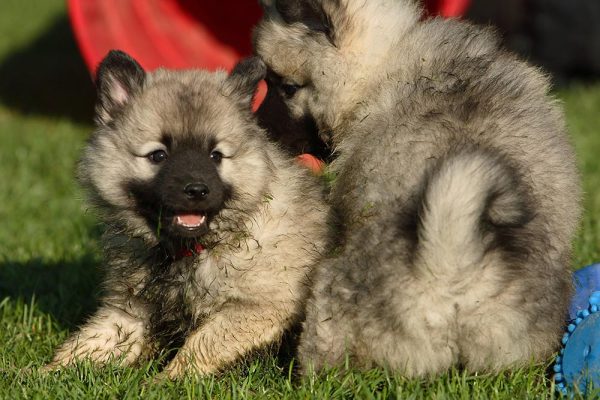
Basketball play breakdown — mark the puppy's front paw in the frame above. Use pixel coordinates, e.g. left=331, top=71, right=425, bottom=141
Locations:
left=161, top=353, right=217, bottom=380
left=39, top=362, right=62, bottom=373
left=40, top=345, right=80, bottom=372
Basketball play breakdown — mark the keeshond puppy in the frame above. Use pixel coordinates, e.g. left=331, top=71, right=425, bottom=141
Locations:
left=44, top=51, right=330, bottom=378
left=255, top=0, right=581, bottom=376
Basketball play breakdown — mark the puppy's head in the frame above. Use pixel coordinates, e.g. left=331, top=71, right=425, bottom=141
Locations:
left=80, top=51, right=271, bottom=248
left=254, top=0, right=421, bottom=144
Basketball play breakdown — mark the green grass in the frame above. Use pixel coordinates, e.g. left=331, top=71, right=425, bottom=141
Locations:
left=1, top=0, right=600, bottom=398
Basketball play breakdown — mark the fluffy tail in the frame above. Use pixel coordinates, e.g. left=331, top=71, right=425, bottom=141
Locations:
left=413, top=149, right=531, bottom=278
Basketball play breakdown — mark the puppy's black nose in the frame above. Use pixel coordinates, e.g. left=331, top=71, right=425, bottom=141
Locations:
left=184, top=183, right=210, bottom=199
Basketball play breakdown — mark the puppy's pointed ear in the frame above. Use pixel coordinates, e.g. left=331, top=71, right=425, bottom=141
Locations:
left=258, top=0, right=281, bottom=18
left=95, top=50, right=146, bottom=125
left=224, top=57, right=266, bottom=108
left=265, top=0, right=330, bottom=36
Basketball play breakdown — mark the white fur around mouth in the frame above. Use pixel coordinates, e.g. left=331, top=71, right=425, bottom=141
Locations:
left=173, top=214, right=207, bottom=229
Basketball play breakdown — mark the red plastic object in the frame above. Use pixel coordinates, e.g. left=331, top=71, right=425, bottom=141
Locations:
left=425, top=0, right=470, bottom=17
left=69, top=0, right=262, bottom=73
left=68, top=0, right=267, bottom=105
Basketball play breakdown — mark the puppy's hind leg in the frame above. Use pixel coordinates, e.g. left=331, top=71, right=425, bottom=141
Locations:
left=296, top=257, right=357, bottom=374
left=458, top=278, right=568, bottom=372
left=297, top=252, right=459, bottom=377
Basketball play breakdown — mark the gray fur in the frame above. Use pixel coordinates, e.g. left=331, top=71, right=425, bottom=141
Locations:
left=44, top=52, right=331, bottom=378
left=255, top=0, right=581, bottom=376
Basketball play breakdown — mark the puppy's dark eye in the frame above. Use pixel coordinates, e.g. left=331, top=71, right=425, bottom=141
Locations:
left=210, top=151, right=223, bottom=163
left=148, top=149, right=168, bottom=164
left=281, top=83, right=300, bottom=98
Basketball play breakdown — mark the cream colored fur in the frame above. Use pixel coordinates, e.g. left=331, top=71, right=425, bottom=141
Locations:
left=44, top=56, right=331, bottom=377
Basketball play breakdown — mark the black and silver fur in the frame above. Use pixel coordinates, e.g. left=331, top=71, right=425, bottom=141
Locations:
left=43, top=51, right=331, bottom=378
left=255, top=0, right=582, bottom=377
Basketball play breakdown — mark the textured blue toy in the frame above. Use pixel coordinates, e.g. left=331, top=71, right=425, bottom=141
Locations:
left=554, top=263, right=600, bottom=395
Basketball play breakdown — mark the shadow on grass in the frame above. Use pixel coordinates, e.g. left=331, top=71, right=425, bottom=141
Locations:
left=0, top=14, right=95, bottom=123
left=0, top=256, right=102, bottom=328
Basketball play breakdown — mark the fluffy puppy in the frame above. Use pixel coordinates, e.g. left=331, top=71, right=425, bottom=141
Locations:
left=255, top=0, right=581, bottom=376
left=44, top=51, right=330, bottom=378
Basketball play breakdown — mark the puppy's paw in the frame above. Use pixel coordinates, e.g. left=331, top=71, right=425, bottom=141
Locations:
left=39, top=362, right=61, bottom=373
left=40, top=350, right=76, bottom=373
left=161, top=354, right=217, bottom=380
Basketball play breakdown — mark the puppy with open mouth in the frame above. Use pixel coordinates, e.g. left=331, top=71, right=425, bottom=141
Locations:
left=44, top=51, right=331, bottom=378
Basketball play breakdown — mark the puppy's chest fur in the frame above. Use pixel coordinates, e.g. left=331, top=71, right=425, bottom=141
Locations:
left=138, top=247, right=251, bottom=348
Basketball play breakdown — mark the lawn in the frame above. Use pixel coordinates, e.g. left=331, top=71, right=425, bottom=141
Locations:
left=1, top=0, right=599, bottom=398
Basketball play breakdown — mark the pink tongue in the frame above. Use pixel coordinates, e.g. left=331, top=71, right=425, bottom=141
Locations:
left=174, top=214, right=205, bottom=227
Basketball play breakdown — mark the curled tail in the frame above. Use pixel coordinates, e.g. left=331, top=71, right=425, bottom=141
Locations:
left=413, top=149, right=532, bottom=278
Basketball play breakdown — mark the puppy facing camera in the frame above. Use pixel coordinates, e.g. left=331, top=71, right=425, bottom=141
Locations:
left=44, top=50, right=331, bottom=378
